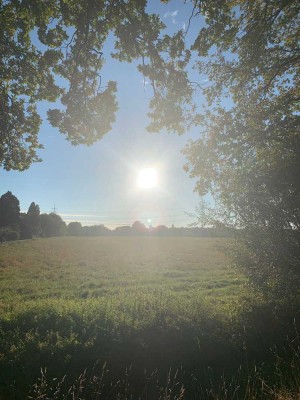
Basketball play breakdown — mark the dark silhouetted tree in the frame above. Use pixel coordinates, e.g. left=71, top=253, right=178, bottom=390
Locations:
left=27, top=202, right=41, bottom=236
left=20, top=202, right=41, bottom=239
left=40, top=213, right=66, bottom=237
left=113, top=225, right=131, bottom=236
left=1, top=0, right=188, bottom=170
left=82, top=224, right=110, bottom=236
left=0, top=191, right=20, bottom=229
left=181, top=0, right=300, bottom=300
left=67, top=221, right=82, bottom=236
left=132, top=221, right=147, bottom=235
left=155, top=225, right=168, bottom=236
left=20, top=213, right=31, bottom=240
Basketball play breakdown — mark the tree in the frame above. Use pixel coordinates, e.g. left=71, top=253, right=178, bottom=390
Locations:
left=180, top=0, right=300, bottom=299
left=113, top=225, right=131, bottom=236
left=0, top=0, right=190, bottom=170
left=0, top=191, right=20, bottom=229
left=132, top=220, right=147, bottom=235
left=40, top=213, right=66, bottom=237
left=20, top=202, right=41, bottom=239
left=82, top=224, right=110, bottom=236
left=67, top=221, right=82, bottom=236
left=27, top=202, right=41, bottom=236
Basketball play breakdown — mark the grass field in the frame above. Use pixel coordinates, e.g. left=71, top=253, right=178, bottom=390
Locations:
left=0, top=237, right=298, bottom=399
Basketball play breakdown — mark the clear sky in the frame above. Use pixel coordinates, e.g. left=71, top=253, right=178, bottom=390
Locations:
left=0, top=0, right=205, bottom=229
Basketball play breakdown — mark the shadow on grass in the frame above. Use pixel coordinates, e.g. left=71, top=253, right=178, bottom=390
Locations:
left=1, top=304, right=300, bottom=399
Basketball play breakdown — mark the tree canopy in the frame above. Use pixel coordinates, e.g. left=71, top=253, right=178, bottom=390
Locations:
left=40, top=212, right=66, bottom=237
left=182, top=0, right=300, bottom=298
left=0, top=191, right=20, bottom=228
left=0, top=0, right=190, bottom=170
left=25, top=201, right=41, bottom=237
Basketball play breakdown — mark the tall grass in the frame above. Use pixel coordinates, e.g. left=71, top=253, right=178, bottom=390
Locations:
left=27, top=341, right=300, bottom=400
left=0, top=237, right=299, bottom=399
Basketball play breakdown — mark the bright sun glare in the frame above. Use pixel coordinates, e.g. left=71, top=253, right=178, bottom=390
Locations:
left=137, top=168, right=158, bottom=190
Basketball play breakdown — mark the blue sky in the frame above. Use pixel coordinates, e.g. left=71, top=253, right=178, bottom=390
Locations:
left=0, top=0, right=205, bottom=228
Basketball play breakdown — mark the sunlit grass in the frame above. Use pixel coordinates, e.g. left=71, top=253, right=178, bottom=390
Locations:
left=0, top=237, right=249, bottom=314
left=0, top=237, right=298, bottom=399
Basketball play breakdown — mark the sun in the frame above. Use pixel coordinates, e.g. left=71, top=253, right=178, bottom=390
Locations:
left=137, top=168, right=158, bottom=190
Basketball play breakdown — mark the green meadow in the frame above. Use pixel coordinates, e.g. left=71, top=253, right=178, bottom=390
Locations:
left=0, top=237, right=298, bottom=399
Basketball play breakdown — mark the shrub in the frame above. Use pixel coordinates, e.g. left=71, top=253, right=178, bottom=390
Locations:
left=1, top=227, right=20, bottom=241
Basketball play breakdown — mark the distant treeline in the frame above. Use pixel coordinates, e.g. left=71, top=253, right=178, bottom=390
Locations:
left=0, top=191, right=66, bottom=240
left=70, top=220, right=233, bottom=238
left=0, top=191, right=232, bottom=240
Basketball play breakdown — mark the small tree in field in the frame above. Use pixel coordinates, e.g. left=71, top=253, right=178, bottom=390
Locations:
left=67, top=221, right=82, bottom=236
left=40, top=213, right=66, bottom=237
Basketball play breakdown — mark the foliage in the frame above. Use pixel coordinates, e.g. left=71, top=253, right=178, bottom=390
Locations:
left=0, top=226, right=20, bottom=241
left=178, top=0, right=300, bottom=299
left=20, top=202, right=41, bottom=239
left=0, top=191, right=20, bottom=229
left=0, top=0, right=191, bottom=170
left=67, top=221, right=82, bottom=236
left=0, top=191, right=69, bottom=240
left=0, top=191, right=67, bottom=240
left=40, top=212, right=66, bottom=237
left=82, top=223, right=110, bottom=236
left=131, top=220, right=147, bottom=234
left=27, top=202, right=41, bottom=234
left=0, top=191, right=234, bottom=241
